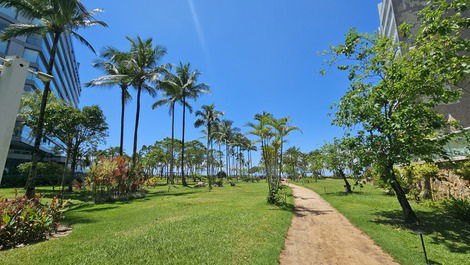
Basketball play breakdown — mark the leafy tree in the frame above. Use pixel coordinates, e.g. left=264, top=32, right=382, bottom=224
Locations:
left=194, top=104, right=224, bottom=190
left=0, top=0, right=107, bottom=198
left=321, top=142, right=352, bottom=193
left=324, top=0, right=469, bottom=223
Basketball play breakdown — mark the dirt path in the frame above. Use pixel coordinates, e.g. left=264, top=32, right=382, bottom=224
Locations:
left=280, top=184, right=399, bottom=265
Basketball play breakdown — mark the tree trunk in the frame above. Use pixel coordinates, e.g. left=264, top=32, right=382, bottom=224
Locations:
left=132, top=85, right=142, bottom=170
left=207, top=124, right=212, bottom=190
left=68, top=144, right=79, bottom=193
left=25, top=32, right=62, bottom=198
left=181, top=94, right=187, bottom=186
left=339, top=169, right=352, bottom=193
left=170, top=104, right=175, bottom=184
left=389, top=169, right=419, bottom=223
left=119, top=86, right=127, bottom=156
left=60, top=144, right=71, bottom=204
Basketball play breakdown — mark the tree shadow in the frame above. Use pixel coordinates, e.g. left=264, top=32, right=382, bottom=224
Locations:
left=293, top=206, right=334, bottom=217
left=324, top=191, right=364, bottom=196
left=372, top=209, right=470, bottom=254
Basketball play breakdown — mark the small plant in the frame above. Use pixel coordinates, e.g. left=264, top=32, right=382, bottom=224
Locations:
left=441, top=197, right=470, bottom=223
left=455, top=160, right=470, bottom=181
left=0, top=195, right=62, bottom=250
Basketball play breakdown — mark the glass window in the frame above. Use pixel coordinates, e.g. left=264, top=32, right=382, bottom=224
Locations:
left=0, top=6, right=17, bottom=18
left=0, top=23, right=9, bottom=53
left=23, top=48, right=40, bottom=64
left=26, top=34, right=42, bottom=46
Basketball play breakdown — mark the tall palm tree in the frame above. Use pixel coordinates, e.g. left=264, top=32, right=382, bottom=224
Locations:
left=87, top=47, right=132, bottom=156
left=218, top=120, right=239, bottom=178
left=152, top=81, right=191, bottom=184
left=126, top=36, right=167, bottom=169
left=194, top=104, right=223, bottom=190
left=160, top=63, right=210, bottom=186
left=0, top=0, right=107, bottom=198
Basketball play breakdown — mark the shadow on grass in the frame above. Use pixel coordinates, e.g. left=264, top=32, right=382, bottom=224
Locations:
left=372, top=209, right=470, bottom=254
left=324, top=191, right=365, bottom=196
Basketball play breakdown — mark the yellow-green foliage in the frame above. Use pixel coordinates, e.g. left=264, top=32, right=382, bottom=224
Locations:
left=456, top=160, right=470, bottom=181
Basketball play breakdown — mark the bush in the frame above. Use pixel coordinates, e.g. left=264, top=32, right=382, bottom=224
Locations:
left=86, top=156, right=145, bottom=202
left=1, top=162, right=67, bottom=188
left=144, top=176, right=161, bottom=187
left=442, top=197, right=470, bottom=223
left=0, top=195, right=62, bottom=249
left=456, top=160, right=470, bottom=181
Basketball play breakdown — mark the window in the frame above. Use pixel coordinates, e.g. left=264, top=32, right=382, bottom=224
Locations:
left=0, top=22, right=9, bottom=53
left=26, top=34, right=42, bottom=46
left=0, top=6, right=17, bottom=18
left=23, top=48, right=40, bottom=64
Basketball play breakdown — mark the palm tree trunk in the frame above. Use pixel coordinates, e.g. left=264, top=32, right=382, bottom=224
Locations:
left=181, top=94, right=188, bottom=186
left=225, top=141, right=229, bottom=179
left=25, top=32, right=62, bottom=198
left=279, top=136, right=283, bottom=178
left=207, top=124, right=212, bottom=190
left=132, top=85, right=142, bottom=170
left=119, top=86, right=126, bottom=156
left=170, top=104, right=175, bottom=184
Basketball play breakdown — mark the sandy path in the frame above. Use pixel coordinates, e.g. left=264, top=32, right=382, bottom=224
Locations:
left=280, top=184, right=399, bottom=265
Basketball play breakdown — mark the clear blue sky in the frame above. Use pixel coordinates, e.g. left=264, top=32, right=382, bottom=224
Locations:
left=76, top=0, right=380, bottom=160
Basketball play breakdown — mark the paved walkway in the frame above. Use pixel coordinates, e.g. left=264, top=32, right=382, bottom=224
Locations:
left=279, top=184, right=399, bottom=265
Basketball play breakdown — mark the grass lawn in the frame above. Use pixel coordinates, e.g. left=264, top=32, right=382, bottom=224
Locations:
left=295, top=179, right=469, bottom=265
left=0, top=183, right=293, bottom=265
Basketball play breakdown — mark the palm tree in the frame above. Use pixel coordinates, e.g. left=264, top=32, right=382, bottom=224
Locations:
left=270, top=117, right=301, bottom=179
left=87, top=47, right=132, bottom=156
left=218, top=120, right=239, bottom=178
left=152, top=81, right=191, bottom=184
left=161, top=63, right=210, bottom=186
left=194, top=104, right=224, bottom=190
left=125, top=36, right=167, bottom=169
left=0, top=0, right=107, bottom=198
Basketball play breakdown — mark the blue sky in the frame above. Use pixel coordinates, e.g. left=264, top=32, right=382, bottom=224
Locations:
left=77, top=0, right=380, bottom=161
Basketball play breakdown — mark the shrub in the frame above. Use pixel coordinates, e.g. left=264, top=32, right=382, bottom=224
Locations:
left=86, top=156, right=145, bottom=202
left=0, top=195, right=62, bottom=249
left=455, top=160, right=470, bottom=181
left=144, top=176, right=161, bottom=187
left=441, top=197, right=470, bottom=222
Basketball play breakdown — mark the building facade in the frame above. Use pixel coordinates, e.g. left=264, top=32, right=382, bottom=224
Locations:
left=0, top=6, right=82, bottom=175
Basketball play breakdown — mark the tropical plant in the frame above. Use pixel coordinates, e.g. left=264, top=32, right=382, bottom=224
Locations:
left=0, top=0, right=107, bottom=198
left=152, top=78, right=190, bottom=184
left=159, top=63, right=210, bottom=186
left=87, top=47, right=132, bottom=156
left=194, top=104, right=224, bottom=190
left=125, top=36, right=167, bottom=170
left=0, top=195, right=61, bottom=250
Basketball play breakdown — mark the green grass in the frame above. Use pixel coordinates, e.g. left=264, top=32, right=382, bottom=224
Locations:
left=0, top=183, right=293, bottom=265
left=295, top=178, right=469, bottom=265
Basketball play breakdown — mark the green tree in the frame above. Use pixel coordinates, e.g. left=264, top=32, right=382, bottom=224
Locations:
left=269, top=117, right=301, bottom=178
left=152, top=78, right=190, bottom=184
left=126, top=36, right=167, bottom=170
left=0, top=0, right=107, bottom=198
left=87, top=47, right=132, bottom=156
left=160, top=63, right=210, bottom=186
left=194, top=104, right=224, bottom=190
left=321, top=142, right=352, bottom=193
left=324, top=0, right=469, bottom=223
